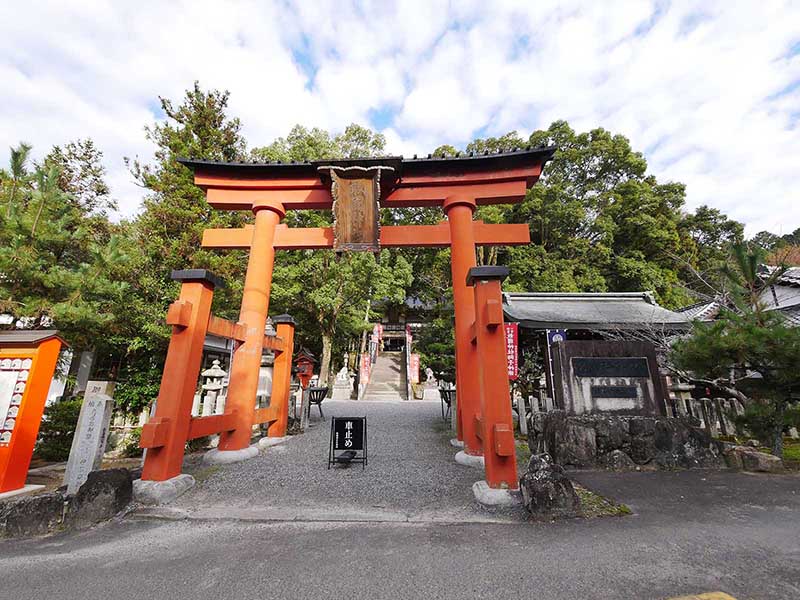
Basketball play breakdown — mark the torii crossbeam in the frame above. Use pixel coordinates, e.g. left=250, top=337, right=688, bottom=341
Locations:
left=140, top=147, right=555, bottom=498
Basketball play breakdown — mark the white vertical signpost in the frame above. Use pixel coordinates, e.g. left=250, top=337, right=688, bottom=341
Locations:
left=64, top=380, right=115, bottom=495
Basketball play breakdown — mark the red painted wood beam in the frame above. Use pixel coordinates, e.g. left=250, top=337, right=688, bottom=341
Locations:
left=207, top=188, right=331, bottom=211
left=206, top=315, right=246, bottom=342
left=194, top=165, right=541, bottom=191
left=253, top=405, right=280, bottom=425
left=384, top=180, right=528, bottom=206
left=263, top=334, right=286, bottom=353
left=187, top=414, right=236, bottom=440
left=202, top=175, right=539, bottom=210
left=195, top=174, right=324, bottom=191
left=202, top=222, right=530, bottom=249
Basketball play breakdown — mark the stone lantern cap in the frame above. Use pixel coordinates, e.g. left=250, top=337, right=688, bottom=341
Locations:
left=201, top=359, right=227, bottom=379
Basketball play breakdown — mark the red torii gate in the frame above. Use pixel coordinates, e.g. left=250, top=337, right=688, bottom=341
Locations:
left=139, top=147, right=554, bottom=498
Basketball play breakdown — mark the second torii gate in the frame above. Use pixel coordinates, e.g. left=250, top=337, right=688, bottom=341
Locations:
left=139, top=147, right=554, bottom=500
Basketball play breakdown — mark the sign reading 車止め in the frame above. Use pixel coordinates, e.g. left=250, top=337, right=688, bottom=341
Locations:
left=328, top=417, right=367, bottom=469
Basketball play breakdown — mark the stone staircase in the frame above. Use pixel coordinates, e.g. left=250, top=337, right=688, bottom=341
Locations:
left=365, top=351, right=407, bottom=401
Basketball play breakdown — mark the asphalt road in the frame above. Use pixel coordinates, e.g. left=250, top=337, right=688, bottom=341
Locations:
left=1, top=469, right=799, bottom=600
left=1, top=399, right=799, bottom=599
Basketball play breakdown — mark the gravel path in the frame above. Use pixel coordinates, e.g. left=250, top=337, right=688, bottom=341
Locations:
left=173, top=399, right=524, bottom=521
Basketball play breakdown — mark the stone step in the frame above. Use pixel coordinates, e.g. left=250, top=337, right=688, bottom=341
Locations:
left=365, top=352, right=406, bottom=400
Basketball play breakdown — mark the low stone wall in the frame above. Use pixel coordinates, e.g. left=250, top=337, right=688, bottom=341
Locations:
left=528, top=410, right=725, bottom=469
left=0, top=468, right=133, bottom=539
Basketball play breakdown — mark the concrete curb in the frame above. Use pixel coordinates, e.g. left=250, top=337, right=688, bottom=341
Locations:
left=133, top=474, right=196, bottom=505
left=472, top=481, right=521, bottom=507
left=258, top=436, right=291, bottom=449
left=455, top=450, right=485, bottom=469
left=129, top=505, right=520, bottom=525
left=0, top=484, right=45, bottom=501
left=203, top=445, right=259, bottom=465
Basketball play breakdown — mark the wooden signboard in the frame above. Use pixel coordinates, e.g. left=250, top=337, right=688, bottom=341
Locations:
left=328, top=167, right=392, bottom=254
left=0, top=331, right=65, bottom=494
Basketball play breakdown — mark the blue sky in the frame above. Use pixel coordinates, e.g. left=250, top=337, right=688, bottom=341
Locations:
left=1, top=0, right=799, bottom=234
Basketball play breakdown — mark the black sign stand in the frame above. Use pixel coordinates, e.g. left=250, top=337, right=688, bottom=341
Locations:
left=328, top=416, right=367, bottom=470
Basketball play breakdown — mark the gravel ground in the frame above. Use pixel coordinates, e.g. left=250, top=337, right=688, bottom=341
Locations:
left=176, top=399, right=526, bottom=521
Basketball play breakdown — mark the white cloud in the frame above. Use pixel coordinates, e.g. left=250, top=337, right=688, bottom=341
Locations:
left=0, top=0, right=798, bottom=235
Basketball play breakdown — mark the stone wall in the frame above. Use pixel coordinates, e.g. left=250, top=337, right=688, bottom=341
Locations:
left=0, top=468, right=133, bottom=539
left=528, top=410, right=725, bottom=469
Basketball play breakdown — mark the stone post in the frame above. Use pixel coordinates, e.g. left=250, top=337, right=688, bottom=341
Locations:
left=191, top=392, right=201, bottom=417
left=701, top=400, right=718, bottom=436
left=202, top=391, right=216, bottom=417
left=688, top=399, right=701, bottom=422
left=450, top=390, right=458, bottom=432
left=73, top=350, right=95, bottom=396
left=64, top=380, right=115, bottom=495
left=712, top=398, right=726, bottom=435
left=517, top=394, right=528, bottom=436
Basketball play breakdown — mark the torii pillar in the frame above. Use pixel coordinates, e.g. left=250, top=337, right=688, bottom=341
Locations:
left=444, top=195, right=482, bottom=458
left=218, top=199, right=285, bottom=452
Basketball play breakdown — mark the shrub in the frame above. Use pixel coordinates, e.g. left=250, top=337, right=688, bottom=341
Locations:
left=120, top=427, right=143, bottom=458
left=114, top=365, right=161, bottom=415
left=36, top=399, right=82, bottom=462
left=733, top=403, right=800, bottom=446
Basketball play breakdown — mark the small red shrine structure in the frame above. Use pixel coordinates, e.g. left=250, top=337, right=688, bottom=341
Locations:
left=0, top=330, right=65, bottom=495
left=293, top=349, right=316, bottom=390
left=140, top=147, right=554, bottom=495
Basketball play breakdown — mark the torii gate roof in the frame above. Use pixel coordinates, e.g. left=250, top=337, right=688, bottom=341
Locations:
left=181, top=147, right=556, bottom=251
left=179, top=146, right=555, bottom=184
left=178, top=146, right=556, bottom=210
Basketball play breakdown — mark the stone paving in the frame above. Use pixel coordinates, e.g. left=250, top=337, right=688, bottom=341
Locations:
left=170, top=399, right=527, bottom=522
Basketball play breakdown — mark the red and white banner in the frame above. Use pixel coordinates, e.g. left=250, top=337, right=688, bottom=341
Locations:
left=359, top=353, right=371, bottom=385
left=409, top=353, right=420, bottom=384
left=504, top=322, right=519, bottom=381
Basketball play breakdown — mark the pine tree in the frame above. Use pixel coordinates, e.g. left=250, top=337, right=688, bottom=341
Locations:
left=0, top=143, right=128, bottom=351
left=672, top=243, right=800, bottom=456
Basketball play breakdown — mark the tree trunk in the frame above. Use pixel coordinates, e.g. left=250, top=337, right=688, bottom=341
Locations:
left=6, top=181, right=17, bottom=218
left=359, top=298, right=371, bottom=355
left=320, top=333, right=333, bottom=390
left=772, top=401, right=785, bottom=457
left=31, top=193, right=46, bottom=237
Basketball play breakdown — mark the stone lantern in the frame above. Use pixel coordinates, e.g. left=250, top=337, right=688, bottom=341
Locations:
left=200, top=359, right=227, bottom=416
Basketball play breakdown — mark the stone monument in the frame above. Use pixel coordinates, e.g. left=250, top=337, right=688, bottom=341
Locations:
left=422, top=367, right=440, bottom=401
left=332, top=364, right=353, bottom=400
left=64, top=380, right=115, bottom=495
